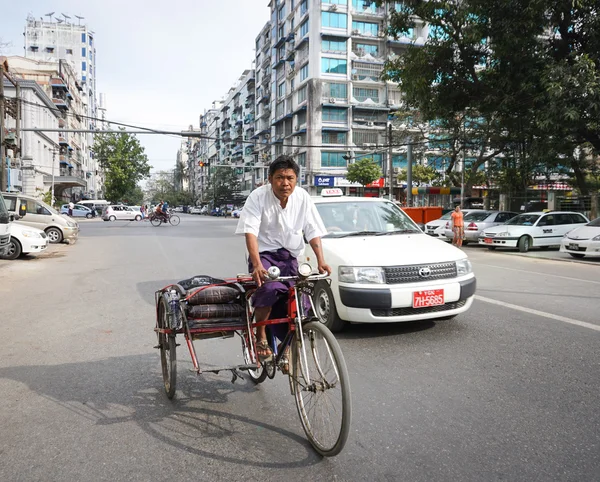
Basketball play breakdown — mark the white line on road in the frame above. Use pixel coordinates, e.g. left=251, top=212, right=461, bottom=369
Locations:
left=475, top=263, right=600, bottom=285
left=475, top=295, right=600, bottom=332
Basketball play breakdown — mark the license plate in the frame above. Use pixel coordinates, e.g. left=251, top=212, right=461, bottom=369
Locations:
left=568, top=243, right=579, bottom=250
left=413, top=289, right=444, bottom=308
left=484, top=237, right=493, bottom=244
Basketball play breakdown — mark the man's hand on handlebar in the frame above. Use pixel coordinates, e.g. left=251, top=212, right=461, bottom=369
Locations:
left=318, top=262, right=332, bottom=276
left=251, top=264, right=269, bottom=287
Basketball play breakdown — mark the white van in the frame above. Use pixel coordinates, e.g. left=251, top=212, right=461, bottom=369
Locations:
left=2, top=192, right=79, bottom=244
left=0, top=192, right=12, bottom=256
left=78, top=199, right=109, bottom=215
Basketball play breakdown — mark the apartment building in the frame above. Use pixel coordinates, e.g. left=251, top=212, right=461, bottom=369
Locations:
left=255, top=0, right=427, bottom=195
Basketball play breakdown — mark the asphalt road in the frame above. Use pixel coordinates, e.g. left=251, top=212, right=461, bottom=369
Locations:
left=0, top=215, right=598, bottom=482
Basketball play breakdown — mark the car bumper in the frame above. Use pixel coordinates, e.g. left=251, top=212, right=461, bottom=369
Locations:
left=560, top=240, right=600, bottom=258
left=22, top=238, right=49, bottom=254
left=335, top=275, right=476, bottom=323
left=478, top=236, right=519, bottom=248
left=63, top=227, right=79, bottom=241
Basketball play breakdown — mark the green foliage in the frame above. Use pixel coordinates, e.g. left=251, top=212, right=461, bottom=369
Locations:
left=120, top=186, right=145, bottom=206
left=397, top=164, right=440, bottom=186
left=39, top=189, right=53, bottom=207
left=345, top=158, right=382, bottom=187
left=145, top=170, right=196, bottom=206
left=92, top=129, right=151, bottom=203
left=205, top=167, right=242, bottom=204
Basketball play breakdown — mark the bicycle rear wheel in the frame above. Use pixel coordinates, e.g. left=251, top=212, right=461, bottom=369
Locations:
left=169, top=215, right=180, bottom=226
left=291, top=322, right=351, bottom=456
left=150, top=216, right=162, bottom=227
left=241, top=331, right=267, bottom=384
left=158, top=297, right=177, bottom=399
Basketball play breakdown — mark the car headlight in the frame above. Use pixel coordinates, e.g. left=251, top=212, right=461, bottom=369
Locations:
left=495, top=232, right=510, bottom=237
left=67, top=221, right=77, bottom=228
left=593, top=235, right=600, bottom=241
left=456, top=258, right=473, bottom=276
left=21, top=229, right=42, bottom=238
left=339, top=266, right=385, bottom=284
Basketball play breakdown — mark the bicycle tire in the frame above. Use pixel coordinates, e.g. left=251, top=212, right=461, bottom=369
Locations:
left=169, top=215, right=180, bottom=226
left=241, top=332, right=267, bottom=384
left=158, top=297, right=177, bottom=399
left=291, top=322, right=351, bottom=457
left=150, top=216, right=162, bottom=227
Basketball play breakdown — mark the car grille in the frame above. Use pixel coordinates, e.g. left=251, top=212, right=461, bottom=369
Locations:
left=371, top=300, right=466, bottom=317
left=383, top=262, right=457, bottom=284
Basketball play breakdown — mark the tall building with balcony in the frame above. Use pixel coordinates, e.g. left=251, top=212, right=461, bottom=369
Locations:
left=258, top=0, right=427, bottom=195
left=23, top=14, right=101, bottom=198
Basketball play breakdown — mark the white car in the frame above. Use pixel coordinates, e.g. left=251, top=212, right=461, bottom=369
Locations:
left=0, top=222, right=49, bottom=260
left=425, top=209, right=478, bottom=239
left=102, top=205, right=142, bottom=222
left=560, top=217, right=600, bottom=259
left=479, top=211, right=589, bottom=252
left=190, top=206, right=203, bottom=214
left=302, top=191, right=476, bottom=332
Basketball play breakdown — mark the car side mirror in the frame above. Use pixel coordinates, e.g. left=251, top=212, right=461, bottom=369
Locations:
left=19, top=203, right=27, bottom=218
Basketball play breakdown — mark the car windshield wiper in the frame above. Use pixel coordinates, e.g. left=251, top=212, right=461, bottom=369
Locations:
left=376, top=229, right=421, bottom=235
left=336, top=230, right=381, bottom=238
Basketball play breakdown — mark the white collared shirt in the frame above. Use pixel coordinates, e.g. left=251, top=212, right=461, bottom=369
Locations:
left=235, top=184, right=327, bottom=258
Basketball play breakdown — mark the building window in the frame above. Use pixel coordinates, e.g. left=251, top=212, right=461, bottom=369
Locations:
left=322, top=38, right=347, bottom=53
left=296, top=109, right=307, bottom=125
left=300, top=64, right=309, bottom=81
left=300, top=0, right=308, bottom=15
left=300, top=19, right=309, bottom=37
left=353, top=130, right=381, bottom=145
left=353, top=0, right=377, bottom=11
left=279, top=25, right=285, bottom=38
left=323, top=0, right=347, bottom=4
left=325, top=82, right=347, bottom=99
left=321, top=151, right=347, bottom=168
left=82, top=47, right=86, bottom=57
left=297, top=152, right=307, bottom=167
left=66, top=49, right=73, bottom=55
left=354, top=43, right=378, bottom=56
left=323, top=132, right=347, bottom=144
left=279, top=6, right=286, bottom=21
left=89, top=36, right=93, bottom=46
left=290, top=17, right=295, bottom=31
left=291, top=78, right=295, bottom=91
left=298, top=85, right=308, bottom=103
left=352, top=21, right=379, bottom=36
left=353, top=87, right=379, bottom=102
left=30, top=46, right=39, bottom=52
left=278, top=82, right=286, bottom=97
left=322, top=57, right=347, bottom=74
left=81, top=33, right=86, bottom=43
left=322, top=12, right=348, bottom=29
left=322, top=107, right=348, bottom=122
left=46, top=47, right=54, bottom=53
left=82, top=61, right=87, bottom=71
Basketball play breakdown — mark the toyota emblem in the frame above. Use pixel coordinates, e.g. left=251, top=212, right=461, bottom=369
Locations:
left=419, top=267, right=432, bottom=278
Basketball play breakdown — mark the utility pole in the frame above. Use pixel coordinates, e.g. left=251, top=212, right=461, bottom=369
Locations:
left=51, top=149, right=56, bottom=206
left=0, top=63, right=6, bottom=192
left=461, top=117, right=466, bottom=208
left=406, top=140, right=413, bottom=207
left=15, top=83, right=21, bottom=169
left=388, top=122, right=394, bottom=201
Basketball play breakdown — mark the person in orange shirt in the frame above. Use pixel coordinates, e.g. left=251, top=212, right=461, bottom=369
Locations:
left=451, top=206, right=464, bottom=247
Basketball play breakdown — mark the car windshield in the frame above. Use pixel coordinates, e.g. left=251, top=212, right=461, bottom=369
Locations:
left=316, top=200, right=420, bottom=237
left=439, top=211, right=453, bottom=220
left=587, top=217, right=600, bottom=227
left=464, top=211, right=492, bottom=222
left=505, top=214, right=540, bottom=226
left=0, top=193, right=8, bottom=220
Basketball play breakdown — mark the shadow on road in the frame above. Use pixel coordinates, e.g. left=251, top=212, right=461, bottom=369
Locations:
left=0, top=354, right=322, bottom=468
left=337, top=320, right=437, bottom=340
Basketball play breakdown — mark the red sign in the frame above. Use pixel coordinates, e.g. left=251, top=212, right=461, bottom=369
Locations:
left=413, top=289, right=445, bottom=308
left=366, top=177, right=385, bottom=188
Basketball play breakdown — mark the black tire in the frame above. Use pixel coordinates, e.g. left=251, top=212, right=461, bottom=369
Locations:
left=1, top=238, right=22, bottom=260
left=109, top=215, right=116, bottom=222
left=569, top=253, right=585, bottom=259
left=45, top=227, right=63, bottom=244
left=169, top=215, right=180, bottom=226
left=518, top=236, right=531, bottom=253
left=135, top=215, right=142, bottom=221
left=487, top=246, right=496, bottom=251
left=313, top=281, right=345, bottom=332
left=241, top=332, right=267, bottom=384
left=291, top=322, right=351, bottom=457
left=86, top=213, right=93, bottom=219
left=158, top=297, right=177, bottom=399
left=462, top=241, right=469, bottom=246
left=150, top=216, right=162, bottom=227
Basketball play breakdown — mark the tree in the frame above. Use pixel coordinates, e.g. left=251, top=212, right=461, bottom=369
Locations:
left=145, top=170, right=195, bottom=206
left=206, top=167, right=242, bottom=205
left=397, top=164, right=440, bottom=186
left=92, top=129, right=151, bottom=202
left=345, top=158, right=382, bottom=189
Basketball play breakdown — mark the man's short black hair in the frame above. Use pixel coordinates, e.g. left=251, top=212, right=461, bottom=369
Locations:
left=269, top=155, right=300, bottom=178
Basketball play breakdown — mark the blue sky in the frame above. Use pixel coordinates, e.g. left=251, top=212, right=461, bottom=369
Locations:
left=0, top=0, right=269, bottom=172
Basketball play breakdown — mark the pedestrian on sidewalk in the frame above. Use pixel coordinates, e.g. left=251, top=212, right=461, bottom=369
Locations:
left=451, top=205, right=464, bottom=247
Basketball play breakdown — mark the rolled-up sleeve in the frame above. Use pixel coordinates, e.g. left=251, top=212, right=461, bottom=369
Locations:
left=235, top=192, right=262, bottom=236
left=303, top=199, right=327, bottom=242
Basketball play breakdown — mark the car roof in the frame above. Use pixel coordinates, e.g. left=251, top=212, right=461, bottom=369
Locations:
left=312, top=196, right=395, bottom=204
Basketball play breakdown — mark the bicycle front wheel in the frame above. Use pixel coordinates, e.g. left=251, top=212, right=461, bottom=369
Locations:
left=169, top=215, right=180, bottom=226
left=292, top=322, right=351, bottom=457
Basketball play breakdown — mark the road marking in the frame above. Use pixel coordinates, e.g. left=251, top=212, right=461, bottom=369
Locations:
left=475, top=263, right=600, bottom=285
left=475, top=295, right=600, bottom=332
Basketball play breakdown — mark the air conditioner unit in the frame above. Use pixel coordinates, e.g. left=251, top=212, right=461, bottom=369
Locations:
left=352, top=29, right=361, bottom=35
left=264, top=133, right=271, bottom=139
left=364, top=143, right=375, bottom=147
left=329, top=4, right=337, bottom=11
left=330, top=98, right=336, bottom=103
left=367, top=121, right=375, bottom=126
left=294, top=125, right=300, bottom=131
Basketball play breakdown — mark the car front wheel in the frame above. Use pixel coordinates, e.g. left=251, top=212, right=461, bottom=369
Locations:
left=313, top=281, right=345, bottom=332
left=45, top=227, right=63, bottom=244
left=1, top=238, right=22, bottom=260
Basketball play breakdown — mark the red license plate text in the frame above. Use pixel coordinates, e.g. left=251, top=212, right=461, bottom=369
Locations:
left=413, top=289, right=445, bottom=308
left=484, top=238, right=493, bottom=244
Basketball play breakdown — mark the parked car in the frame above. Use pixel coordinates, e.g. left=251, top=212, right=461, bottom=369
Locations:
left=211, top=207, right=224, bottom=217
left=2, top=192, right=79, bottom=244
left=0, top=222, right=48, bottom=260
left=302, top=190, right=476, bottom=332
left=60, top=203, right=94, bottom=218
left=102, top=205, right=142, bottom=221
left=232, top=207, right=243, bottom=218
left=200, top=206, right=209, bottom=215
left=560, top=217, right=600, bottom=259
left=479, top=211, right=589, bottom=252
left=174, top=206, right=184, bottom=213
left=444, top=210, right=519, bottom=244
left=78, top=199, right=110, bottom=215
left=189, top=206, right=203, bottom=214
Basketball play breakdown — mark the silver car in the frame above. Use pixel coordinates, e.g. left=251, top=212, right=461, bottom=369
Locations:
left=425, top=209, right=479, bottom=239
left=102, top=205, right=142, bottom=221
left=444, top=210, right=519, bottom=244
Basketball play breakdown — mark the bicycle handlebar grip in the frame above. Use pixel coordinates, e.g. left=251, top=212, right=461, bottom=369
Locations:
left=267, top=266, right=281, bottom=280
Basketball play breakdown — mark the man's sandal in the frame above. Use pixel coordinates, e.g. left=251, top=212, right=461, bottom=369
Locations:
left=256, top=340, right=273, bottom=362
left=278, top=344, right=291, bottom=375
